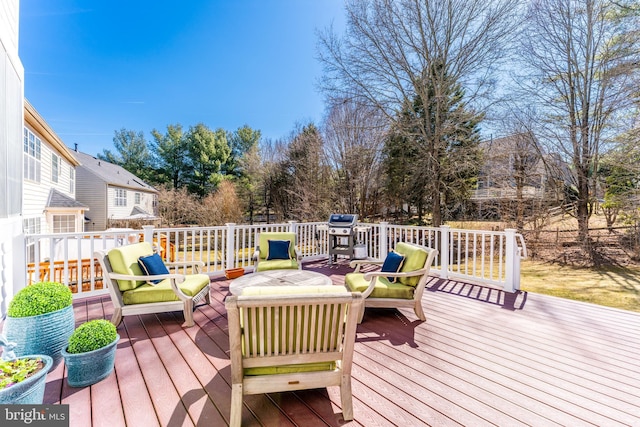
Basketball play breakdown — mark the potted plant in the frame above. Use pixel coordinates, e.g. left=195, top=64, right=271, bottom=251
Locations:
left=0, top=336, right=53, bottom=404
left=61, top=319, right=119, bottom=387
left=2, top=281, right=74, bottom=367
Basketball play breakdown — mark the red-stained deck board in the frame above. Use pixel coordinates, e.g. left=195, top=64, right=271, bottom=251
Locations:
left=19, top=259, right=640, bottom=426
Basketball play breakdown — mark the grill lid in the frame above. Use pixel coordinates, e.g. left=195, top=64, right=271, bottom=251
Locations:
left=328, top=214, right=358, bottom=227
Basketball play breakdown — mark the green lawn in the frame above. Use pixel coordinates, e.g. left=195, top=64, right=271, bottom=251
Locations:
left=520, top=260, right=640, bottom=313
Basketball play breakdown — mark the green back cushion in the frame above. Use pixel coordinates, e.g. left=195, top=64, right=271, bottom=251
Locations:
left=108, top=242, right=154, bottom=291
left=395, top=242, right=429, bottom=286
left=240, top=285, right=347, bottom=375
left=122, top=274, right=210, bottom=305
left=258, top=232, right=296, bottom=260
left=344, top=273, right=414, bottom=299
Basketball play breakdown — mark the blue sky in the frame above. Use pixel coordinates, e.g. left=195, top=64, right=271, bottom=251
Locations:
left=19, top=1, right=346, bottom=157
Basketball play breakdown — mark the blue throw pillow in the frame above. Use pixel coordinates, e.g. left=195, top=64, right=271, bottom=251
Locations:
left=138, top=253, right=170, bottom=284
left=381, top=250, right=405, bottom=282
left=267, top=239, right=291, bottom=260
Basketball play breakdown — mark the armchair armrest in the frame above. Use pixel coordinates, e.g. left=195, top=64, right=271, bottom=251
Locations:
left=359, top=268, right=428, bottom=298
left=252, top=248, right=260, bottom=262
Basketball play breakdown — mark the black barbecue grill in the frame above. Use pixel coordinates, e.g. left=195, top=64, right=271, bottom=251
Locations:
left=327, top=214, right=358, bottom=264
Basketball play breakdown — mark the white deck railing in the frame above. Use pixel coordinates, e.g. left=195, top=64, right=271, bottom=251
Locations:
left=24, top=222, right=527, bottom=299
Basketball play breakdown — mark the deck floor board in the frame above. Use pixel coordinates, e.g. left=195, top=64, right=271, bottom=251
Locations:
left=27, top=259, right=640, bottom=426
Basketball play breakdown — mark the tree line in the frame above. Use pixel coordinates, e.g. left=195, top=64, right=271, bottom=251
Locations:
left=99, top=0, right=640, bottom=252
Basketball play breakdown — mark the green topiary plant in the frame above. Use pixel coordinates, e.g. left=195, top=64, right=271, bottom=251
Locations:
left=67, top=320, right=117, bottom=354
left=7, top=282, right=72, bottom=318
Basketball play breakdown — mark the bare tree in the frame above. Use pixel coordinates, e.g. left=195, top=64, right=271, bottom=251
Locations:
left=318, top=0, right=521, bottom=226
left=323, top=100, right=386, bottom=217
left=199, top=180, right=244, bottom=225
left=518, top=0, right=640, bottom=245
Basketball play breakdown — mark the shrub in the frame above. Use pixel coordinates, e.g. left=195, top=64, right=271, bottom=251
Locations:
left=67, top=320, right=117, bottom=354
left=7, top=282, right=72, bottom=318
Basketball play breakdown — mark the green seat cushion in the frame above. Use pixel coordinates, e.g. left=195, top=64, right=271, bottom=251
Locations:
left=395, top=242, right=429, bottom=286
left=258, top=232, right=297, bottom=260
left=245, top=362, right=336, bottom=376
left=122, top=273, right=210, bottom=305
left=108, top=242, right=154, bottom=291
left=256, top=258, right=299, bottom=272
left=345, top=272, right=414, bottom=299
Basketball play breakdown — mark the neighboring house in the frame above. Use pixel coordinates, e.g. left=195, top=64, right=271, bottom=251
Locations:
left=1, top=0, right=26, bottom=316
left=23, top=101, right=89, bottom=263
left=471, top=134, right=565, bottom=203
left=73, top=151, right=158, bottom=232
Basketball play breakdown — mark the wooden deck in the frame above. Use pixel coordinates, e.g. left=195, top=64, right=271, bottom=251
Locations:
left=40, top=260, right=640, bottom=426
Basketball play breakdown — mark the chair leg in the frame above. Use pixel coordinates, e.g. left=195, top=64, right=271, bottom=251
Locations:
left=414, top=300, right=426, bottom=321
left=357, top=304, right=365, bottom=324
left=230, top=383, right=243, bottom=427
left=183, top=299, right=194, bottom=327
left=340, top=374, right=354, bottom=420
left=111, top=308, right=123, bottom=326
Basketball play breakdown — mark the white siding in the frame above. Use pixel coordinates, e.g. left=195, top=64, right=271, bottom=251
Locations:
left=0, top=0, right=25, bottom=317
left=107, top=186, right=155, bottom=218
left=23, top=125, right=78, bottom=233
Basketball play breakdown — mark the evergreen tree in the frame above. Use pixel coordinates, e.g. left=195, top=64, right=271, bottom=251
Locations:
left=150, top=124, right=190, bottom=189
left=184, top=124, right=231, bottom=198
left=98, top=128, right=154, bottom=182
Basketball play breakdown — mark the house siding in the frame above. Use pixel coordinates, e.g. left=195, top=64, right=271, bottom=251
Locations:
left=23, top=118, right=83, bottom=233
left=0, top=0, right=25, bottom=317
left=73, top=151, right=157, bottom=231
left=76, top=168, right=107, bottom=231
left=106, top=186, right=156, bottom=222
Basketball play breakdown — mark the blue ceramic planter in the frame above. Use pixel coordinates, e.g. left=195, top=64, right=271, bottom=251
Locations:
left=61, top=334, right=119, bottom=388
left=2, top=305, right=75, bottom=367
left=0, top=355, right=53, bottom=404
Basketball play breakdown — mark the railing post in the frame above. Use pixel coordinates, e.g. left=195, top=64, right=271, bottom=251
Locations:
left=142, top=225, right=155, bottom=243
left=225, top=223, right=236, bottom=270
left=504, top=228, right=519, bottom=292
left=379, top=222, right=388, bottom=258
left=288, top=220, right=298, bottom=236
left=439, top=225, right=450, bottom=279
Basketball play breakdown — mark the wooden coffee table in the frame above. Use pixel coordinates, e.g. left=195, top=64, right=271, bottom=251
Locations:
left=229, top=269, right=333, bottom=295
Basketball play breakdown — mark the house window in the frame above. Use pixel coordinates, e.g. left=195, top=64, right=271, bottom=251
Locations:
left=23, top=218, right=41, bottom=263
left=23, top=128, right=42, bottom=182
left=135, top=192, right=141, bottom=204
left=69, top=167, right=75, bottom=193
left=51, top=153, right=61, bottom=183
left=53, top=214, right=76, bottom=233
left=115, top=188, right=127, bottom=206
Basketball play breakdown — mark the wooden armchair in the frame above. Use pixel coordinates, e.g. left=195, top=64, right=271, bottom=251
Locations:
left=94, top=242, right=210, bottom=328
left=252, top=232, right=302, bottom=272
left=345, top=242, right=438, bottom=323
left=225, top=286, right=363, bottom=426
